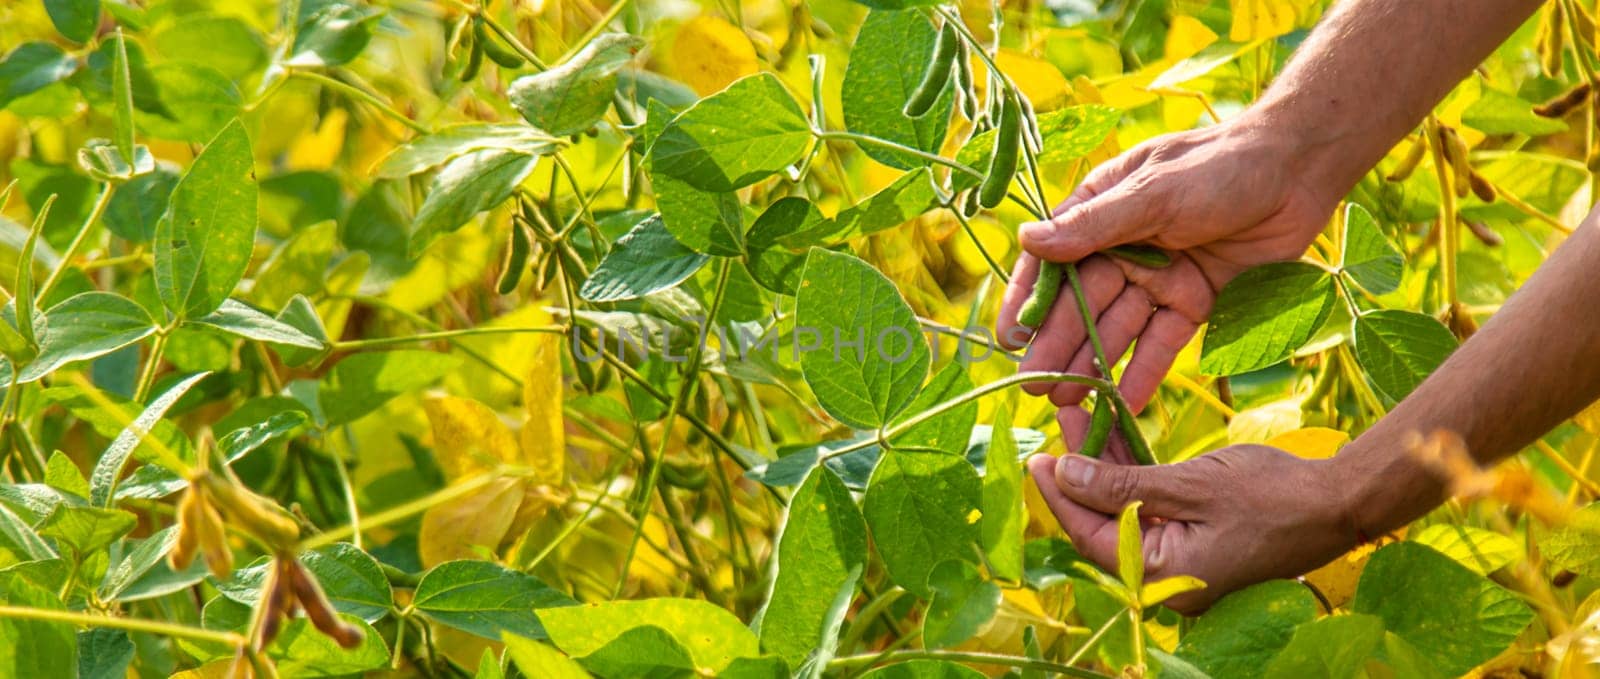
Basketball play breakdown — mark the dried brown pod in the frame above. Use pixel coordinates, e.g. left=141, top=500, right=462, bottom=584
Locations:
left=1467, top=170, right=1497, bottom=203
left=286, top=559, right=365, bottom=649
left=1534, top=82, right=1592, bottom=117
left=1386, top=137, right=1427, bottom=182
left=199, top=473, right=301, bottom=549
left=1465, top=219, right=1503, bottom=247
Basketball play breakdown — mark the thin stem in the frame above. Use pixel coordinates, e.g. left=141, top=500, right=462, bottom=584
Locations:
left=132, top=332, right=170, bottom=403
left=815, top=130, right=983, bottom=178
left=558, top=0, right=634, bottom=66
left=298, top=469, right=519, bottom=549
left=0, top=606, right=245, bottom=647
left=1424, top=118, right=1459, bottom=310
left=290, top=69, right=430, bottom=134
left=476, top=6, right=549, bottom=70
left=836, top=586, right=906, bottom=653
left=829, top=649, right=1111, bottom=679
left=37, top=182, right=112, bottom=302
left=949, top=207, right=1010, bottom=282
left=332, top=325, right=566, bottom=351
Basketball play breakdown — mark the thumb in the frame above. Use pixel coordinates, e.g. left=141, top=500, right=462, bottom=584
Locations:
left=1054, top=454, right=1191, bottom=517
left=1020, top=187, right=1157, bottom=262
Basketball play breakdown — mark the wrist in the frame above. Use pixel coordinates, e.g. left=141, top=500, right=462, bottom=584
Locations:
left=1231, top=98, right=1380, bottom=205
left=1329, top=426, right=1450, bottom=541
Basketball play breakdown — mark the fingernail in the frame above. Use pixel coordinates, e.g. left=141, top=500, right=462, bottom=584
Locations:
left=1060, top=455, right=1094, bottom=488
left=1020, top=220, right=1053, bottom=243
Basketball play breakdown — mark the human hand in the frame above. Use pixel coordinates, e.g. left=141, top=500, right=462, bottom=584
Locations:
left=998, top=119, right=1344, bottom=448
left=1026, top=444, right=1358, bottom=613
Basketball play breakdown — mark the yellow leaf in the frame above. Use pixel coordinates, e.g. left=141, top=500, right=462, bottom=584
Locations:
left=1266, top=427, right=1350, bottom=460
left=1229, top=0, right=1306, bottom=42
left=991, top=50, right=1072, bottom=111
left=284, top=108, right=348, bottom=171
left=1576, top=399, right=1600, bottom=436
left=424, top=395, right=521, bottom=478
left=672, top=16, right=759, bottom=96
left=521, top=330, right=566, bottom=485
left=1303, top=529, right=1404, bottom=609
left=1228, top=398, right=1302, bottom=444
left=1165, top=15, right=1218, bottom=61
left=445, top=305, right=559, bottom=408
left=1140, top=575, right=1207, bottom=607
left=419, top=476, right=525, bottom=567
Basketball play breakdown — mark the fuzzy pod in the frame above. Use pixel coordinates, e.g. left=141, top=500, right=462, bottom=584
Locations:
left=195, top=501, right=234, bottom=579
left=1079, top=391, right=1114, bottom=458
left=903, top=22, right=957, bottom=118
left=1017, top=261, right=1063, bottom=328
left=200, top=475, right=301, bottom=549
left=977, top=94, right=1021, bottom=208
left=1115, top=399, right=1156, bottom=466
left=475, top=19, right=525, bottom=68
left=1534, top=82, right=1591, bottom=117
left=1105, top=245, right=1172, bottom=268
left=1385, top=138, right=1427, bottom=182
left=497, top=221, right=532, bottom=294
left=1467, top=170, right=1497, bottom=203
left=287, top=559, right=365, bottom=649
left=168, top=488, right=202, bottom=571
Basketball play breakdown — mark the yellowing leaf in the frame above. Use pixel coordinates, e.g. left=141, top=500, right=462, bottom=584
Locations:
left=1267, top=427, right=1350, bottom=460
left=1165, top=15, right=1219, bottom=61
left=424, top=395, right=521, bottom=478
left=1576, top=399, right=1600, bottom=436
left=672, top=17, right=759, bottom=96
left=418, top=476, right=525, bottom=568
left=1140, top=575, right=1207, bottom=607
left=1304, top=530, right=1404, bottom=609
left=991, top=50, right=1072, bottom=111
left=1229, top=0, right=1307, bottom=41
left=1228, top=398, right=1302, bottom=444
left=285, top=108, right=348, bottom=170
left=521, top=330, right=566, bottom=486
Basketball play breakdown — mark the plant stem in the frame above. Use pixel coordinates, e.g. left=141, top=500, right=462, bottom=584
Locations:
left=475, top=6, right=548, bottom=70
left=37, top=182, right=112, bottom=302
left=331, top=325, right=566, bottom=351
left=132, top=332, right=170, bottom=403
left=815, top=130, right=983, bottom=178
left=290, top=69, right=430, bottom=134
left=1423, top=118, right=1459, bottom=310
left=0, top=606, right=244, bottom=647
left=298, top=469, right=517, bottom=549
left=829, top=649, right=1111, bottom=678
left=559, top=0, right=634, bottom=66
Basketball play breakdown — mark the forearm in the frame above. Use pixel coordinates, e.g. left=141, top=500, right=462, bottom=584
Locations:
left=1243, top=0, right=1542, bottom=193
left=1338, top=220, right=1600, bottom=535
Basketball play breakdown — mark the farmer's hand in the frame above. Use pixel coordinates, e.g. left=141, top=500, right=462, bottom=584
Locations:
left=999, top=120, right=1341, bottom=449
left=1026, top=445, right=1358, bottom=613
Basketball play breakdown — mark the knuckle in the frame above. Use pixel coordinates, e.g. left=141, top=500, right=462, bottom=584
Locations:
left=1106, top=468, right=1143, bottom=504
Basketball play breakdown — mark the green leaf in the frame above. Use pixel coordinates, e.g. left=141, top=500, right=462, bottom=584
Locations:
left=1462, top=87, right=1567, bottom=136
left=37, top=505, right=136, bottom=560
left=215, top=544, right=392, bottom=622
left=45, top=0, right=101, bottom=43
left=579, top=215, right=710, bottom=302
left=98, top=526, right=178, bottom=600
left=189, top=298, right=325, bottom=349
left=653, top=165, right=745, bottom=256
left=1339, top=203, right=1402, bottom=295
left=651, top=73, right=811, bottom=191
left=412, top=559, right=576, bottom=640
left=316, top=350, right=462, bottom=427
left=509, top=34, right=643, bottom=136
left=954, top=106, right=1121, bottom=190
left=802, top=169, right=939, bottom=244
left=0, top=43, right=78, bottom=111
left=218, top=410, right=308, bottom=463
left=1199, top=262, right=1336, bottom=376
left=863, top=450, right=981, bottom=598
left=979, top=404, right=1024, bottom=582
left=539, top=598, right=762, bottom=675
left=104, top=168, right=177, bottom=243
left=77, top=628, right=134, bottom=679
left=796, top=249, right=929, bottom=429
left=1262, top=613, right=1385, bottom=679
left=0, top=504, right=55, bottom=566
left=858, top=660, right=986, bottom=679
left=1352, top=310, right=1457, bottom=401
left=503, top=633, right=592, bottom=679
left=88, top=371, right=209, bottom=505
left=842, top=10, right=952, bottom=170
left=1174, top=580, right=1317, bottom=679
left=794, top=565, right=861, bottom=679
left=154, top=118, right=258, bottom=319
left=1352, top=541, right=1533, bottom=676
left=76, top=138, right=155, bottom=181
left=288, top=1, right=384, bottom=67
left=193, top=597, right=388, bottom=675
left=45, top=451, right=89, bottom=498
left=148, top=14, right=269, bottom=81
left=409, top=148, right=539, bottom=256
left=14, top=291, right=157, bottom=383
left=1538, top=503, right=1600, bottom=576
left=566, top=625, right=697, bottom=678
left=922, top=559, right=1000, bottom=648
left=760, top=466, right=867, bottom=667
left=890, top=363, right=976, bottom=455
left=743, top=197, right=827, bottom=294
left=373, top=123, right=560, bottom=179
left=135, top=63, right=242, bottom=143
left=0, top=573, right=76, bottom=678
left=1410, top=524, right=1521, bottom=575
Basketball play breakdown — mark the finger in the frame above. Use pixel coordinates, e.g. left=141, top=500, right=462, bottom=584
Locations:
left=1019, top=257, right=1124, bottom=395
left=1051, top=144, right=1150, bottom=216
left=1111, top=253, right=1215, bottom=324
left=1054, top=454, right=1195, bottom=517
left=1117, top=309, right=1198, bottom=413
left=1028, top=454, right=1120, bottom=568
left=1049, top=285, right=1155, bottom=408
left=997, top=253, right=1041, bottom=350
left=1020, top=184, right=1164, bottom=263
left=1058, top=406, right=1090, bottom=453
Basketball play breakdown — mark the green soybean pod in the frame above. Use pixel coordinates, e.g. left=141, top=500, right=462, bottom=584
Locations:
left=904, top=22, right=958, bottom=118
left=458, top=26, right=483, bottom=82
left=1105, top=244, right=1173, bottom=268
left=496, top=221, right=532, bottom=294
left=476, top=19, right=525, bottom=68
left=1115, top=400, right=1157, bottom=466
left=1017, top=260, right=1062, bottom=328
left=1079, top=391, right=1114, bottom=458
left=978, top=94, right=1021, bottom=208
